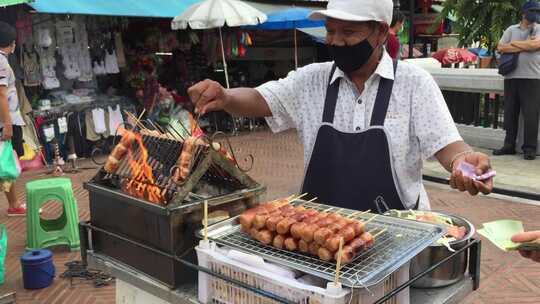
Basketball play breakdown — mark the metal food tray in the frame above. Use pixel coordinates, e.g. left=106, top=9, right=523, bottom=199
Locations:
left=198, top=200, right=447, bottom=288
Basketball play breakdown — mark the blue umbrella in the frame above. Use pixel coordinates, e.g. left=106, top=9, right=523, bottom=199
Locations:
left=257, top=8, right=325, bottom=30
left=255, top=8, right=325, bottom=68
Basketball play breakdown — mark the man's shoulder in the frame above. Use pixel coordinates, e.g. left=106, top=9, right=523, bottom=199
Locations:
left=506, top=24, right=522, bottom=32
left=0, top=55, right=10, bottom=76
left=395, top=60, right=433, bottom=83
left=281, top=62, right=334, bottom=84
left=294, top=62, right=334, bottom=75
left=0, top=55, right=9, bottom=69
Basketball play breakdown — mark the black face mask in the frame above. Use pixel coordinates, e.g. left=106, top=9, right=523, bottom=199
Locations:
left=328, top=38, right=375, bottom=73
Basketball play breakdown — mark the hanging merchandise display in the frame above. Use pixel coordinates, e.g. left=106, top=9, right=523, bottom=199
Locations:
left=57, top=21, right=82, bottom=80
left=21, top=47, right=41, bottom=87
left=34, top=16, right=60, bottom=90
left=75, top=18, right=94, bottom=82
left=37, top=27, right=52, bottom=48
left=108, top=105, right=124, bottom=135
left=104, top=50, right=120, bottom=74
left=114, top=32, right=127, bottom=68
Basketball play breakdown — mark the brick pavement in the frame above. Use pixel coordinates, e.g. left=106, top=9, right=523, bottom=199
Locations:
left=0, top=130, right=539, bottom=303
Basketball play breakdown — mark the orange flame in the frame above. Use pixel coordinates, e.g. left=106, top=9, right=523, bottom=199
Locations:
left=122, top=130, right=165, bottom=204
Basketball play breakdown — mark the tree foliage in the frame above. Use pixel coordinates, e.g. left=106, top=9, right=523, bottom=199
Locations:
left=435, top=0, right=526, bottom=53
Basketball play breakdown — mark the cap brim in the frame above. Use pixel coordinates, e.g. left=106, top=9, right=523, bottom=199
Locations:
left=309, top=9, right=377, bottom=23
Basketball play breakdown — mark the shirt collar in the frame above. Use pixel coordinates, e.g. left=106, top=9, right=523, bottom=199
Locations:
left=330, top=50, right=395, bottom=85
left=0, top=50, right=7, bottom=58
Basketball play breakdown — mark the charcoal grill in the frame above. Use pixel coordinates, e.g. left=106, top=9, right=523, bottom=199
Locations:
left=199, top=200, right=446, bottom=288
left=84, top=132, right=264, bottom=288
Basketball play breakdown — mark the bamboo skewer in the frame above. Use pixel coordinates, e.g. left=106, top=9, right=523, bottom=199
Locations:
left=137, top=109, right=146, bottom=121
left=363, top=214, right=378, bottom=225
left=334, top=237, right=344, bottom=284
left=306, top=197, right=318, bottom=203
left=372, top=228, right=387, bottom=239
left=124, top=111, right=147, bottom=131
left=203, top=200, right=208, bottom=241
left=347, top=209, right=371, bottom=218
left=288, top=193, right=308, bottom=202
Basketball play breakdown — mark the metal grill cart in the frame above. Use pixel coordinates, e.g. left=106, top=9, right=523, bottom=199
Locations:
left=80, top=199, right=481, bottom=304
left=84, top=131, right=265, bottom=288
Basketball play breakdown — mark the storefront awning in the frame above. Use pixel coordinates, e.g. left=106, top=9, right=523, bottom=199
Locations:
left=28, top=0, right=201, bottom=18
left=298, top=27, right=326, bottom=43
left=0, top=0, right=31, bottom=7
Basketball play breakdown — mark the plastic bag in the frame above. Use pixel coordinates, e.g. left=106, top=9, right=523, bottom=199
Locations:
left=0, top=141, right=22, bottom=181
left=0, top=224, right=7, bottom=285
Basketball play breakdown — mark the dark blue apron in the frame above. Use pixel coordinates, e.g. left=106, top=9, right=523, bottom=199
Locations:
left=302, top=61, right=410, bottom=213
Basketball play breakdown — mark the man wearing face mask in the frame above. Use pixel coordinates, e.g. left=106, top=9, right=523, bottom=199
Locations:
left=494, top=0, right=540, bottom=160
left=188, top=0, right=494, bottom=211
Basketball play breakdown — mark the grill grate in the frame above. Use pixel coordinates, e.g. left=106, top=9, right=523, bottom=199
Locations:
left=203, top=200, right=446, bottom=288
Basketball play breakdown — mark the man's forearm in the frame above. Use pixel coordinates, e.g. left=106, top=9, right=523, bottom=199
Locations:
left=435, top=140, right=473, bottom=172
left=498, top=43, right=523, bottom=53
left=224, top=88, right=273, bottom=118
left=0, top=89, right=11, bottom=126
left=511, top=39, right=540, bottom=51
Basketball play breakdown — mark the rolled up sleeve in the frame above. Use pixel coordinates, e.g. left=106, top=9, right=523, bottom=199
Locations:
left=0, top=66, right=9, bottom=87
left=413, top=73, right=462, bottom=160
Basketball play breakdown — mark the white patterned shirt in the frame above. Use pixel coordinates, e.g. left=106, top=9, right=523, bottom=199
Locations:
left=256, top=51, right=461, bottom=210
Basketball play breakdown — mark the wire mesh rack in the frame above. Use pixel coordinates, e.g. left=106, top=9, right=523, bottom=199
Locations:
left=201, top=200, right=446, bottom=288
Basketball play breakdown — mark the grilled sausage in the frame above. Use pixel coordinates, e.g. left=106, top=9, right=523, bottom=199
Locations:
left=349, top=237, right=367, bottom=254
left=303, top=212, right=328, bottom=224
left=178, top=137, right=196, bottom=181
left=300, top=223, right=319, bottom=243
left=266, top=215, right=284, bottom=232
left=273, top=234, right=286, bottom=249
left=254, top=211, right=280, bottom=229
left=334, top=245, right=355, bottom=264
left=298, top=239, right=310, bottom=253
left=284, top=237, right=298, bottom=251
left=348, top=221, right=365, bottom=236
left=239, top=209, right=258, bottom=230
left=104, top=155, right=120, bottom=173
left=120, top=131, right=136, bottom=147
left=276, top=218, right=297, bottom=235
left=324, top=236, right=343, bottom=253
left=249, top=227, right=260, bottom=239
left=315, top=217, right=334, bottom=227
left=309, top=242, right=321, bottom=256
left=360, top=232, right=375, bottom=248
left=111, top=143, right=128, bottom=160
left=290, top=222, right=307, bottom=239
left=314, top=227, right=333, bottom=245
left=257, top=229, right=274, bottom=245
left=318, top=247, right=335, bottom=261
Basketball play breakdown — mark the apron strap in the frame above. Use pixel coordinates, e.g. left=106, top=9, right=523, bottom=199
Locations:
left=370, top=60, right=398, bottom=127
left=322, top=64, right=340, bottom=123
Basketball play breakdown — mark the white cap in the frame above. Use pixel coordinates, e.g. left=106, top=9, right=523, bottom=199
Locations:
left=309, top=0, right=394, bottom=26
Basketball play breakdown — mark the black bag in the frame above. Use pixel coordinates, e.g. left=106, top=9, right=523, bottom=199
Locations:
left=498, top=53, right=519, bottom=76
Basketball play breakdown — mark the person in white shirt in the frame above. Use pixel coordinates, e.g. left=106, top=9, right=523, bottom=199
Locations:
left=188, top=0, right=494, bottom=211
left=0, top=21, right=26, bottom=216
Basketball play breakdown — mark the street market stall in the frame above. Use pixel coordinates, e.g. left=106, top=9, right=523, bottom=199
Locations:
left=78, top=121, right=482, bottom=304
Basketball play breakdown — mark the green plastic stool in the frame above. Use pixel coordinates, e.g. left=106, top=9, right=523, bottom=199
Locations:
left=26, top=178, right=80, bottom=251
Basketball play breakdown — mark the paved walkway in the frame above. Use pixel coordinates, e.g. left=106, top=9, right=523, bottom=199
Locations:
left=0, top=130, right=539, bottom=303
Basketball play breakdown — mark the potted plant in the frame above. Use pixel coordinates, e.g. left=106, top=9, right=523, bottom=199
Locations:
left=434, top=0, right=526, bottom=66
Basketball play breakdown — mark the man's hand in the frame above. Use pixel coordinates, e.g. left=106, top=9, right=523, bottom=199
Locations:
left=188, top=79, right=229, bottom=115
left=511, top=231, right=540, bottom=263
left=450, top=152, right=493, bottom=195
left=1, top=123, right=12, bottom=141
